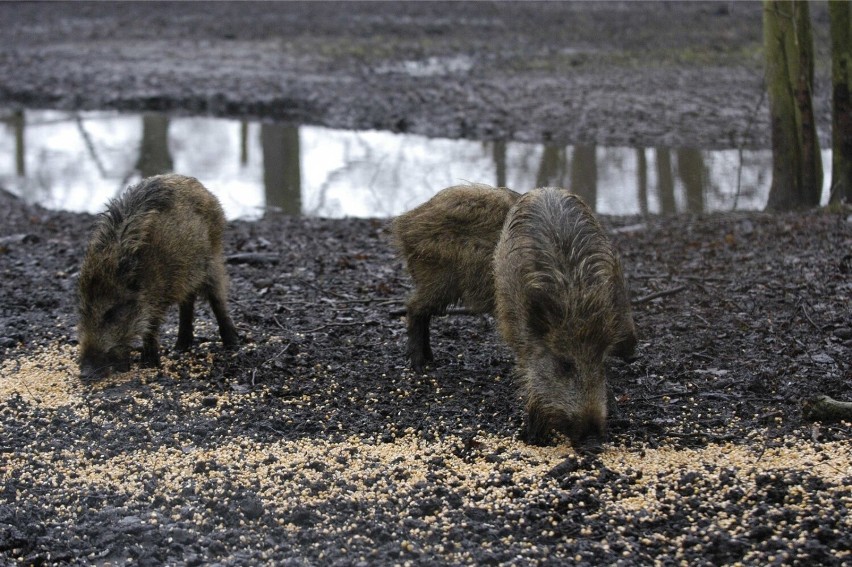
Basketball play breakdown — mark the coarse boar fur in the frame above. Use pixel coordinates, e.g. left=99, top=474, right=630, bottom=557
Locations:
left=77, top=174, right=239, bottom=380
left=494, top=187, right=636, bottom=449
left=391, top=184, right=521, bottom=371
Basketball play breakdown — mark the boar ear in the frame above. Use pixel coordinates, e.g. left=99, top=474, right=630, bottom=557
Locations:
left=527, top=288, right=558, bottom=338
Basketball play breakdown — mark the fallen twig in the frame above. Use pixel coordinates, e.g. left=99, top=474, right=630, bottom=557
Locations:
left=226, top=253, right=280, bottom=265
left=664, top=431, right=740, bottom=443
left=388, top=307, right=478, bottom=318
left=802, top=395, right=852, bottom=423
left=632, top=285, right=688, bottom=305
left=798, top=302, right=825, bottom=332
left=302, top=321, right=380, bottom=333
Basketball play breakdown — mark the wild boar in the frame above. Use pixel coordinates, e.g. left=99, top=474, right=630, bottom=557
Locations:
left=391, top=183, right=521, bottom=371
left=494, top=187, right=636, bottom=449
left=77, top=174, right=239, bottom=381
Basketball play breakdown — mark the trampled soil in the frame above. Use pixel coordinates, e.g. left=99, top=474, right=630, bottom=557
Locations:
left=1, top=2, right=851, bottom=566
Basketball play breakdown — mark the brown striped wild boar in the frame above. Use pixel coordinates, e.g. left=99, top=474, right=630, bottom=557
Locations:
left=391, top=184, right=521, bottom=371
left=494, top=188, right=636, bottom=450
left=77, top=174, right=239, bottom=381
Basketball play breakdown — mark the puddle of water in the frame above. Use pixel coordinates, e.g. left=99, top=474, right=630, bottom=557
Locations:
left=0, top=109, right=834, bottom=220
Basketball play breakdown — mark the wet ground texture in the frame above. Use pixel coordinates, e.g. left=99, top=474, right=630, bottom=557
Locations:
left=2, top=188, right=850, bottom=565
left=0, top=1, right=835, bottom=149
left=0, top=2, right=850, bottom=566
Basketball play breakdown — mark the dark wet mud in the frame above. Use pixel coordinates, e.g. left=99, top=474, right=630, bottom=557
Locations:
left=2, top=187, right=850, bottom=565
left=1, top=2, right=850, bottom=565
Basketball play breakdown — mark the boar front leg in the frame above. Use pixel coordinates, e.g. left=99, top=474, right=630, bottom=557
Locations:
left=406, top=310, right=434, bottom=372
left=141, top=334, right=161, bottom=368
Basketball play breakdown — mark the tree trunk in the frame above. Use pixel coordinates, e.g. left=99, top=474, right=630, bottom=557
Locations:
left=764, top=0, right=823, bottom=211
left=829, top=0, right=852, bottom=204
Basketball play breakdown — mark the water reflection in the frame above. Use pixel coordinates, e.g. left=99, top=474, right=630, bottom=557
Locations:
left=0, top=109, right=833, bottom=220
left=137, top=113, right=173, bottom=178
left=261, top=123, right=301, bottom=216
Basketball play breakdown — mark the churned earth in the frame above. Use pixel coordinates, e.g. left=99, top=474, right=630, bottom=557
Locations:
left=0, top=1, right=850, bottom=566
left=2, top=189, right=851, bottom=565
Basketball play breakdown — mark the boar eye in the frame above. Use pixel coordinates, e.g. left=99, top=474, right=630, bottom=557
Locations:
left=558, top=358, right=575, bottom=375
left=102, top=301, right=136, bottom=324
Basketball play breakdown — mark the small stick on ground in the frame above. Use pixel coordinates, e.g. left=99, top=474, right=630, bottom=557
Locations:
left=225, top=253, right=280, bottom=265
left=632, top=285, right=688, bottom=305
left=303, top=321, right=380, bottom=333
left=388, top=307, right=478, bottom=318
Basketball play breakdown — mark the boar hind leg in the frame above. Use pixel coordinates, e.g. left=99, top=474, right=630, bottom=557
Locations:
left=175, top=294, right=197, bottom=351
left=405, top=288, right=441, bottom=371
left=206, top=266, right=239, bottom=349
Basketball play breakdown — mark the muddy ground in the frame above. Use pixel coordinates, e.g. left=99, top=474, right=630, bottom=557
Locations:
left=1, top=2, right=851, bottom=566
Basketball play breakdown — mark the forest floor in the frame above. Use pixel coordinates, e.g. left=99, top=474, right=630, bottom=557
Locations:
left=1, top=2, right=850, bottom=566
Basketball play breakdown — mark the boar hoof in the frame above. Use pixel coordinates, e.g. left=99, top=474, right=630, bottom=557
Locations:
left=221, top=327, right=240, bottom=350
left=573, top=436, right=606, bottom=455
left=409, top=356, right=430, bottom=374
left=141, top=348, right=161, bottom=369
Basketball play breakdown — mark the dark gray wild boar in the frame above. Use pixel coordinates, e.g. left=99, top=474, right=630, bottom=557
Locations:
left=391, top=184, right=521, bottom=371
left=494, top=187, right=636, bottom=450
left=77, top=174, right=239, bottom=381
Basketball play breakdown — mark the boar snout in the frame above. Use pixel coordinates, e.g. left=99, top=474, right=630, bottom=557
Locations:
left=78, top=349, right=129, bottom=382
left=559, top=414, right=607, bottom=454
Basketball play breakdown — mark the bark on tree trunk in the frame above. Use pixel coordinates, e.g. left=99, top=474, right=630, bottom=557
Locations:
left=829, top=0, right=852, bottom=204
left=764, top=0, right=823, bottom=211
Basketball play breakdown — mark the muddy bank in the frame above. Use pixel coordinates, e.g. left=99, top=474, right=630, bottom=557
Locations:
left=0, top=1, right=834, bottom=149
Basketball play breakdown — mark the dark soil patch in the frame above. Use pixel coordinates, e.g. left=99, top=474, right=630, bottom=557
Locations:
left=1, top=186, right=850, bottom=565
left=0, top=2, right=850, bottom=565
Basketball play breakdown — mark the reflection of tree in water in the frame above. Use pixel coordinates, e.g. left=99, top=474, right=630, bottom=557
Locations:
left=677, top=148, right=706, bottom=214
left=636, top=148, right=648, bottom=216
left=491, top=141, right=507, bottom=188
left=304, top=132, right=440, bottom=218
left=7, top=110, right=25, bottom=176
left=261, top=123, right=301, bottom=216
left=570, top=145, right=597, bottom=210
left=356, top=134, right=412, bottom=217
left=303, top=133, right=383, bottom=217
left=240, top=121, right=249, bottom=166
left=656, top=148, right=676, bottom=214
left=135, top=113, right=173, bottom=179
left=536, top=145, right=568, bottom=189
